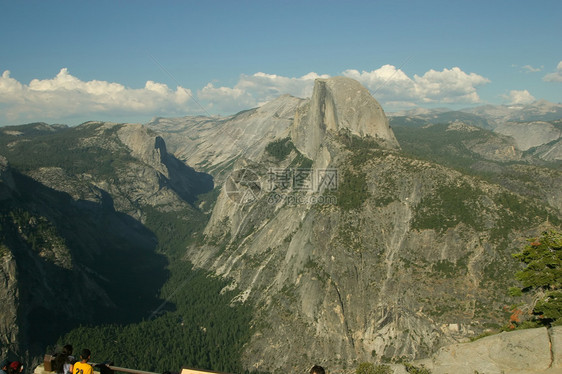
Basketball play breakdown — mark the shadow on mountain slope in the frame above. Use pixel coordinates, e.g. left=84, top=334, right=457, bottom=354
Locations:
left=1, top=169, right=168, bottom=357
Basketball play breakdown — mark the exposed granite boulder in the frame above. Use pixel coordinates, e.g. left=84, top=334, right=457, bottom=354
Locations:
left=378, top=326, right=561, bottom=374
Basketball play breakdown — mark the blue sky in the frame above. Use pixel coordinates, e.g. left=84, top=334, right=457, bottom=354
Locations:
left=1, top=0, right=561, bottom=125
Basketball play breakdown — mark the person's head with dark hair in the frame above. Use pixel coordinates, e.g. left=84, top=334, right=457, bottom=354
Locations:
left=1, top=359, right=10, bottom=373
left=62, top=345, right=73, bottom=356
left=80, top=349, right=91, bottom=362
left=310, top=365, right=325, bottom=374
left=7, top=361, right=22, bottom=374
left=1, top=360, right=10, bottom=374
left=55, top=344, right=75, bottom=373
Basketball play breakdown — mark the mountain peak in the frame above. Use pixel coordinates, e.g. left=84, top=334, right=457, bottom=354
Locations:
left=291, top=76, right=399, bottom=158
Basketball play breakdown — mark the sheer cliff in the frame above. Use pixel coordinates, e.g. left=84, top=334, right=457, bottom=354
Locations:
left=148, top=95, right=307, bottom=179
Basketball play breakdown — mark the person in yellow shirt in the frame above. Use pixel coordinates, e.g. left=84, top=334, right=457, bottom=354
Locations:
left=73, top=349, right=93, bottom=374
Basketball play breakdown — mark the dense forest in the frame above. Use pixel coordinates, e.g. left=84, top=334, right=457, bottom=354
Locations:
left=54, top=202, right=257, bottom=373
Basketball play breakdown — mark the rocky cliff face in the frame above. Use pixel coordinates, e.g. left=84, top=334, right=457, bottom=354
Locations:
left=495, top=120, right=561, bottom=152
left=181, top=78, right=561, bottom=372
left=291, top=77, right=399, bottom=160
left=191, top=151, right=558, bottom=372
left=0, top=159, right=18, bottom=359
left=148, top=95, right=307, bottom=179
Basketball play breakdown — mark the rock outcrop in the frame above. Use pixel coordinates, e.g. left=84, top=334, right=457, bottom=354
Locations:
left=495, top=120, right=561, bottom=151
left=413, top=326, right=562, bottom=374
left=149, top=95, right=307, bottom=179
left=291, top=76, right=399, bottom=159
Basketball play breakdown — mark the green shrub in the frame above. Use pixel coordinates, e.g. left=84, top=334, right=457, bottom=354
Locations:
left=355, top=362, right=392, bottom=374
left=265, top=137, right=295, bottom=161
left=404, top=362, right=432, bottom=374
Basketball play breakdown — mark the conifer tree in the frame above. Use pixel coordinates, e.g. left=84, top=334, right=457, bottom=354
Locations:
left=510, top=230, right=562, bottom=326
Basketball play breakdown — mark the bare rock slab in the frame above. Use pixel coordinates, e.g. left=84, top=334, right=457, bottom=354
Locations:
left=431, top=327, right=551, bottom=374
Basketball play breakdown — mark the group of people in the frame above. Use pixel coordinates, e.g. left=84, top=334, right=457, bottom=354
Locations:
left=53, top=346, right=93, bottom=374
left=1, top=346, right=92, bottom=374
left=1, top=359, right=23, bottom=374
left=4, top=348, right=321, bottom=374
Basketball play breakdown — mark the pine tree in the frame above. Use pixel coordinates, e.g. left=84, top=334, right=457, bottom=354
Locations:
left=511, top=230, right=562, bottom=326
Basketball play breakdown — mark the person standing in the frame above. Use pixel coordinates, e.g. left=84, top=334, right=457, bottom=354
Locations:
left=55, top=345, right=75, bottom=374
left=7, top=361, right=23, bottom=374
left=1, top=359, right=10, bottom=374
left=73, top=350, right=92, bottom=374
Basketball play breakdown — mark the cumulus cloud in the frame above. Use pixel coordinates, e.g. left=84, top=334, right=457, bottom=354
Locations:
left=521, top=64, right=542, bottom=73
left=196, top=71, right=330, bottom=114
left=342, top=66, right=489, bottom=104
left=0, top=68, right=193, bottom=124
left=543, top=61, right=562, bottom=82
left=502, top=89, right=536, bottom=105
left=236, top=71, right=331, bottom=100
left=343, top=65, right=416, bottom=100
left=198, top=83, right=255, bottom=113
left=1, top=65, right=492, bottom=123
left=199, top=66, right=490, bottom=114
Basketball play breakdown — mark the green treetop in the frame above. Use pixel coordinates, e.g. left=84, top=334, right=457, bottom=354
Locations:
left=511, top=230, right=562, bottom=326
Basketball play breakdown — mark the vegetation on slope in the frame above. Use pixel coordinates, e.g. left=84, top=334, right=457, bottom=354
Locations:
left=0, top=122, right=136, bottom=176
left=264, top=137, right=295, bottom=161
left=54, top=203, right=255, bottom=373
left=392, top=123, right=500, bottom=172
left=509, top=230, right=562, bottom=327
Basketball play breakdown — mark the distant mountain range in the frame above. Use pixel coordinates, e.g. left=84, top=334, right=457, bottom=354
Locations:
left=388, top=101, right=562, bottom=163
left=389, top=99, right=562, bottom=127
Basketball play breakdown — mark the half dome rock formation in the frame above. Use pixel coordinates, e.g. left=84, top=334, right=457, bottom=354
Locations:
left=291, top=76, right=399, bottom=158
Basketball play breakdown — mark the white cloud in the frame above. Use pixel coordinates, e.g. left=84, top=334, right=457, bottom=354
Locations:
left=198, top=83, right=255, bottom=113
left=343, top=66, right=489, bottom=104
left=343, top=65, right=416, bottom=100
left=235, top=71, right=329, bottom=101
left=521, top=64, right=542, bottom=73
left=0, top=68, right=193, bottom=124
left=196, top=71, right=330, bottom=114
left=543, top=61, right=562, bottom=82
left=0, top=65, right=492, bottom=123
left=502, top=89, right=536, bottom=105
left=200, top=66, right=489, bottom=114
left=413, top=67, right=490, bottom=103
